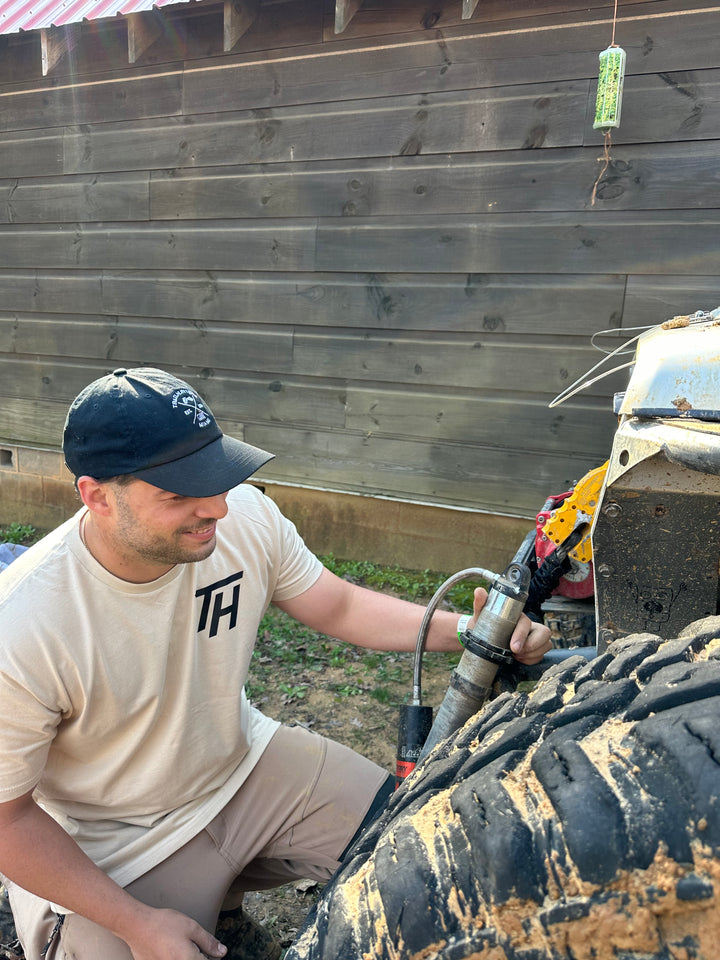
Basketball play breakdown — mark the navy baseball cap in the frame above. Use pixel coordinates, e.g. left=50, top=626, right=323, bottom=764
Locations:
left=63, top=368, right=274, bottom=497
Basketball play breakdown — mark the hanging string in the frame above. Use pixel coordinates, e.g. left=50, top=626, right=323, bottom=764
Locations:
left=609, top=0, right=619, bottom=46
left=591, top=130, right=612, bottom=206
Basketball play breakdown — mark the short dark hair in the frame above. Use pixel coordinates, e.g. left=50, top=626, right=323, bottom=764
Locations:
left=73, top=474, right=136, bottom=493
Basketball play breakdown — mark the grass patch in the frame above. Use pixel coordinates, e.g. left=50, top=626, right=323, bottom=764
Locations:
left=247, top=558, right=472, bottom=706
left=319, top=553, right=485, bottom=610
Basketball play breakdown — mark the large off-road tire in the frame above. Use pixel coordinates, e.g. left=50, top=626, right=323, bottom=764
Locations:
left=286, top=616, right=720, bottom=960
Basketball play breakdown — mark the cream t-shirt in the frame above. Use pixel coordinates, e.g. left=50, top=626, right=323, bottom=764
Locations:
left=0, top=483, right=322, bottom=890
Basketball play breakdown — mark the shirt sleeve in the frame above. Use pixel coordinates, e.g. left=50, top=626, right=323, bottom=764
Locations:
left=0, top=664, right=59, bottom=801
left=270, top=505, right=323, bottom=603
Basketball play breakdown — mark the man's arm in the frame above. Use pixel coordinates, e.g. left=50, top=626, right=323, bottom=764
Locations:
left=276, top=567, right=551, bottom=664
left=0, top=791, right=227, bottom=960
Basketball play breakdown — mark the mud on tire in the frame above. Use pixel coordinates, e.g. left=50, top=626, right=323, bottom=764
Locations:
left=286, top=617, right=720, bottom=960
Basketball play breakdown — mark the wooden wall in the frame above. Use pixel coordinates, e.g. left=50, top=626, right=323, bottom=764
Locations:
left=1, top=0, right=719, bottom=533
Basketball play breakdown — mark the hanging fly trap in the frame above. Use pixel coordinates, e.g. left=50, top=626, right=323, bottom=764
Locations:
left=593, top=45, right=626, bottom=131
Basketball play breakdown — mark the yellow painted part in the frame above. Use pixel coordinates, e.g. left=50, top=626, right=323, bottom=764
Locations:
left=541, top=461, right=609, bottom=563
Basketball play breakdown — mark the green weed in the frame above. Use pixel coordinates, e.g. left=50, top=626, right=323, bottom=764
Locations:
left=0, top=522, right=37, bottom=544
left=278, top=683, right=308, bottom=703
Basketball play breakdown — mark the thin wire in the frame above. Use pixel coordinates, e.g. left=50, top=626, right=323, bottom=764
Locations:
left=548, top=361, right=635, bottom=408
left=590, top=325, right=654, bottom=353
left=548, top=329, right=645, bottom=408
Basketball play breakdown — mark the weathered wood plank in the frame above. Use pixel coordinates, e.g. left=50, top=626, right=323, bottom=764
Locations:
left=0, top=71, right=182, bottom=133
left=0, top=397, right=70, bottom=447
left=21, top=208, right=719, bottom=277
left=0, top=222, right=316, bottom=271
left=0, top=358, right=94, bottom=405
left=291, top=330, right=627, bottom=398
left=5, top=133, right=720, bottom=222
left=0, top=173, right=150, bottom=224
left=622, top=277, right=720, bottom=327
left=1, top=130, right=63, bottom=179
left=345, top=387, right=617, bottom=459
left=582, top=139, right=720, bottom=210
left=0, top=316, right=296, bottom=373
left=314, top=210, right=720, bottom=275
left=60, top=80, right=588, bottom=176
left=100, top=270, right=626, bottom=333
left=242, top=421, right=603, bottom=516
left=0, top=369, right=347, bottom=438
left=0, top=271, right=103, bottom=314
left=149, top=140, right=720, bottom=220
left=0, top=35, right=38, bottom=85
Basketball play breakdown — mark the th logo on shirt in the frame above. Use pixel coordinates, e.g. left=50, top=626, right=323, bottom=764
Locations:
left=195, top=572, right=243, bottom=637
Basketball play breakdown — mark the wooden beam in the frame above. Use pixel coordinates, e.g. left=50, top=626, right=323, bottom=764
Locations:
left=335, top=0, right=362, bottom=34
left=40, top=24, right=81, bottom=76
left=462, top=0, right=480, bottom=18
left=223, top=0, right=259, bottom=52
left=127, top=11, right=162, bottom=64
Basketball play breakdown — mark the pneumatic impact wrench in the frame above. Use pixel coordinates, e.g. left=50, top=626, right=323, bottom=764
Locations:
left=395, top=557, right=531, bottom=787
left=395, top=521, right=588, bottom=786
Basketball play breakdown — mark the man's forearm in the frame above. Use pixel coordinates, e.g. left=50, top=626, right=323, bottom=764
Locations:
left=278, top=568, right=464, bottom=653
left=278, top=567, right=551, bottom=664
left=343, top=588, right=463, bottom=652
left=0, top=794, right=152, bottom=942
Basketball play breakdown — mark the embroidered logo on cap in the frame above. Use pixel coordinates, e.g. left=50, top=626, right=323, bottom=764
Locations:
left=171, top=388, right=213, bottom=428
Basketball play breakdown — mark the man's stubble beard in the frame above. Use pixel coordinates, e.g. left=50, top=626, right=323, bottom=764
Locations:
left=112, top=488, right=218, bottom=567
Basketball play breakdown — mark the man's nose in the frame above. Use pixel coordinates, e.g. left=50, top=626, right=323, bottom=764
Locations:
left=194, top=492, right=229, bottom=519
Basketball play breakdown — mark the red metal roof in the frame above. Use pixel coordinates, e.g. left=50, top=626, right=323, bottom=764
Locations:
left=0, top=0, right=200, bottom=35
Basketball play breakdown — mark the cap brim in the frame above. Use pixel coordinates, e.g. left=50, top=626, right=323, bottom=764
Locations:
left=132, top=435, right=274, bottom=497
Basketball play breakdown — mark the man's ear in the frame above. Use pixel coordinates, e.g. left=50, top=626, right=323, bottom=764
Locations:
left=76, top=476, right=113, bottom=515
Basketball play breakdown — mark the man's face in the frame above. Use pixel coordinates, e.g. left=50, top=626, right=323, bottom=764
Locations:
left=107, top=479, right=230, bottom=571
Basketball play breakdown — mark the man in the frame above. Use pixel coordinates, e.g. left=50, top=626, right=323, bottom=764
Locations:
left=0, top=368, right=550, bottom=960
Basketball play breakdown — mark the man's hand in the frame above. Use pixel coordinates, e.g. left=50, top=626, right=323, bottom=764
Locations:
left=119, top=905, right=227, bottom=960
left=468, top=587, right=551, bottom=665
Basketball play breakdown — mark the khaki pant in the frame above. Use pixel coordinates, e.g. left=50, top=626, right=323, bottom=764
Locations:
left=9, top=725, right=390, bottom=960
